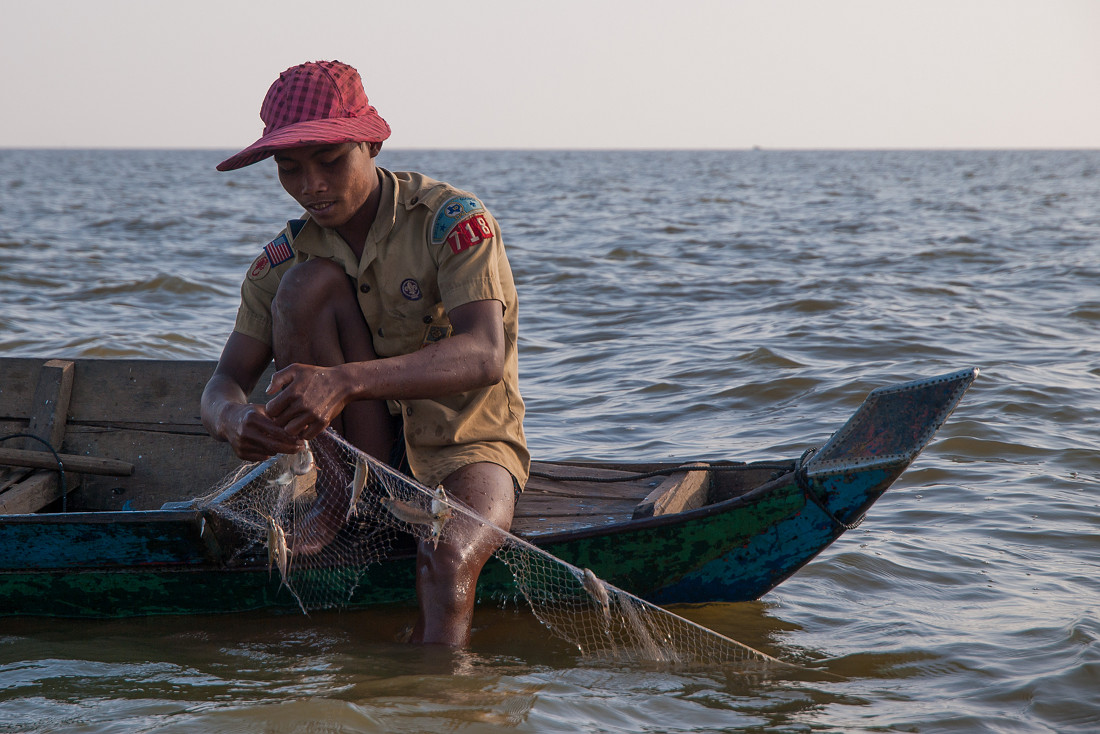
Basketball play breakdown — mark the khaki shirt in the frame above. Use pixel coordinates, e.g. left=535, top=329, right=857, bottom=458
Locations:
left=234, top=168, right=529, bottom=488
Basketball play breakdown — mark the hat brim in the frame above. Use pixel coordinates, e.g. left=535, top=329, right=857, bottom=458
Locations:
left=217, top=115, right=391, bottom=171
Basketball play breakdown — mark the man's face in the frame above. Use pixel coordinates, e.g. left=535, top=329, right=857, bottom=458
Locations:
left=274, top=142, right=377, bottom=229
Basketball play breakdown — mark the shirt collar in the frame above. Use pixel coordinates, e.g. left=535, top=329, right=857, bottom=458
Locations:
left=289, top=167, right=398, bottom=276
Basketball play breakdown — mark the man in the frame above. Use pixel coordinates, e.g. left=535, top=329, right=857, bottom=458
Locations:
left=201, top=61, right=528, bottom=646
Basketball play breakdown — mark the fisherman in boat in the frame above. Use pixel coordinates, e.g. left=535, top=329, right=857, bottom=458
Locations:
left=200, top=60, right=529, bottom=646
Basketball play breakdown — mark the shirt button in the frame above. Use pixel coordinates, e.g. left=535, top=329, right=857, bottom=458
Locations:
left=423, top=315, right=433, bottom=324
left=406, top=406, right=413, bottom=416
left=359, top=284, right=371, bottom=293
left=377, top=328, right=384, bottom=337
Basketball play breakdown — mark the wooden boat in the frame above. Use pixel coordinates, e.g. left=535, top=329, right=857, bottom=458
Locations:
left=0, top=358, right=976, bottom=618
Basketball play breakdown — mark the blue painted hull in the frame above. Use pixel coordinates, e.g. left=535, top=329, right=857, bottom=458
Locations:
left=0, top=369, right=977, bottom=618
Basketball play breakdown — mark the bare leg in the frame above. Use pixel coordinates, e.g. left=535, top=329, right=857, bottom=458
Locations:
left=271, top=258, right=395, bottom=457
left=411, top=462, right=516, bottom=647
left=271, top=258, right=396, bottom=553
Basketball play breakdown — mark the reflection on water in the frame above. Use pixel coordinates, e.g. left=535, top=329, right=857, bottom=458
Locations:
left=0, top=606, right=856, bottom=733
left=1, top=149, right=1099, bottom=732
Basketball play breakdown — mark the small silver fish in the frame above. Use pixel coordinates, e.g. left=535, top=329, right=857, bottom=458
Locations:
left=582, top=567, right=612, bottom=624
left=382, top=497, right=437, bottom=527
left=381, top=488, right=453, bottom=548
left=264, top=513, right=292, bottom=592
left=289, top=442, right=314, bottom=476
left=272, top=462, right=295, bottom=488
left=430, top=484, right=452, bottom=548
left=346, top=456, right=369, bottom=521
left=264, top=515, right=276, bottom=572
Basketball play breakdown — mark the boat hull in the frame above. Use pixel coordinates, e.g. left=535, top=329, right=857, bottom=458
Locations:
left=0, top=365, right=977, bottom=618
left=0, top=465, right=893, bottom=617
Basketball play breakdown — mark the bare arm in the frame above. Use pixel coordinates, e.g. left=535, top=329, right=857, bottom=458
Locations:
left=201, top=331, right=304, bottom=460
left=264, top=299, right=506, bottom=439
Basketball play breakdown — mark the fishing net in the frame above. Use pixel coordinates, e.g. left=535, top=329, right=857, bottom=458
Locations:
left=194, top=430, right=792, bottom=671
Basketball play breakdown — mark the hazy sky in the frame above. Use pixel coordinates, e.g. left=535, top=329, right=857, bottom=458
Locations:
left=3, top=0, right=1098, bottom=150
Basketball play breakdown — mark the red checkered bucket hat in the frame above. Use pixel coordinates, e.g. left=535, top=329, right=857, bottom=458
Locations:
left=217, top=60, right=391, bottom=171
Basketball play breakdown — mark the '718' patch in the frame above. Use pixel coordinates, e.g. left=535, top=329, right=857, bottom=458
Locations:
left=445, top=214, right=493, bottom=254
left=431, top=196, right=494, bottom=254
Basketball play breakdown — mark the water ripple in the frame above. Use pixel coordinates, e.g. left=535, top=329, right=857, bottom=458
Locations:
left=1, top=149, right=1099, bottom=732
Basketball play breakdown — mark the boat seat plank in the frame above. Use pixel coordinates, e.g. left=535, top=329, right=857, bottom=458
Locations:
left=632, top=465, right=710, bottom=520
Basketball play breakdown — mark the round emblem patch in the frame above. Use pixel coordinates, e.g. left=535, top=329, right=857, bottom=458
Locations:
left=400, top=278, right=422, bottom=301
left=247, top=254, right=270, bottom=281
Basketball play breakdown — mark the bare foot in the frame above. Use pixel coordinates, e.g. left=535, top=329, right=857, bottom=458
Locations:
left=289, top=435, right=351, bottom=554
left=290, top=499, right=347, bottom=554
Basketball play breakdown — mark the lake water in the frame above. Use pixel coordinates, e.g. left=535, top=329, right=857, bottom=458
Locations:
left=0, top=148, right=1098, bottom=732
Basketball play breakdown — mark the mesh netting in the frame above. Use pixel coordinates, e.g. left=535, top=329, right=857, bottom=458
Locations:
left=195, top=430, right=793, bottom=670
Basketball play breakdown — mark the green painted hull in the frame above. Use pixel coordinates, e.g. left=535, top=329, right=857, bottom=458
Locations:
left=0, top=465, right=885, bottom=617
left=0, top=368, right=977, bottom=618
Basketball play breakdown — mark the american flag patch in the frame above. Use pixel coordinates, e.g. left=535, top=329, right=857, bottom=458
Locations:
left=263, top=234, right=294, bottom=267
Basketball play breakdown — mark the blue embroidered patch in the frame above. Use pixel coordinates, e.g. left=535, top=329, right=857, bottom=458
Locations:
left=431, top=197, right=484, bottom=244
left=263, top=233, right=294, bottom=267
left=401, top=278, right=422, bottom=300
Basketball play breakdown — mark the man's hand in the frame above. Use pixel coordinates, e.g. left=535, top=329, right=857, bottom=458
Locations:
left=201, top=332, right=305, bottom=461
left=220, top=401, right=303, bottom=461
left=264, top=363, right=352, bottom=440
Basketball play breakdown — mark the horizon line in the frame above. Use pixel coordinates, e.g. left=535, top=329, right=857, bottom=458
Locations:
left=3, top=145, right=1099, bottom=153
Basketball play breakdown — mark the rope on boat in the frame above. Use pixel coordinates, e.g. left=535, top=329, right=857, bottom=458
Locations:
left=0, top=433, right=68, bottom=512
left=794, top=447, right=865, bottom=532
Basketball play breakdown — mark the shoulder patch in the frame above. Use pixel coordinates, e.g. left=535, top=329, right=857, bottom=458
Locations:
left=247, top=253, right=271, bottom=281
left=263, top=233, right=294, bottom=267
left=431, top=196, right=485, bottom=244
left=431, top=196, right=494, bottom=255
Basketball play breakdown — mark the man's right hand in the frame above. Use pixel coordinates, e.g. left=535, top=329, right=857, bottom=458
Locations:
left=202, top=332, right=303, bottom=461
left=219, top=401, right=303, bottom=461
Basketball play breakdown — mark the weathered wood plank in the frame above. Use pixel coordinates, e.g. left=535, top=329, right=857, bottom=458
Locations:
left=632, top=465, right=711, bottom=520
left=522, top=480, right=658, bottom=501
left=61, top=425, right=243, bottom=511
left=515, top=497, right=640, bottom=518
left=0, top=471, right=74, bottom=515
left=1, top=359, right=273, bottom=512
left=525, top=468, right=660, bottom=501
left=25, top=359, right=75, bottom=450
left=0, top=448, right=133, bottom=477
left=0, top=358, right=274, bottom=426
left=1, top=360, right=76, bottom=514
left=0, top=467, right=33, bottom=494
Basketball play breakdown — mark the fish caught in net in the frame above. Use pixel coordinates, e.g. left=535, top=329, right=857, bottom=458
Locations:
left=194, top=430, right=797, bottom=671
